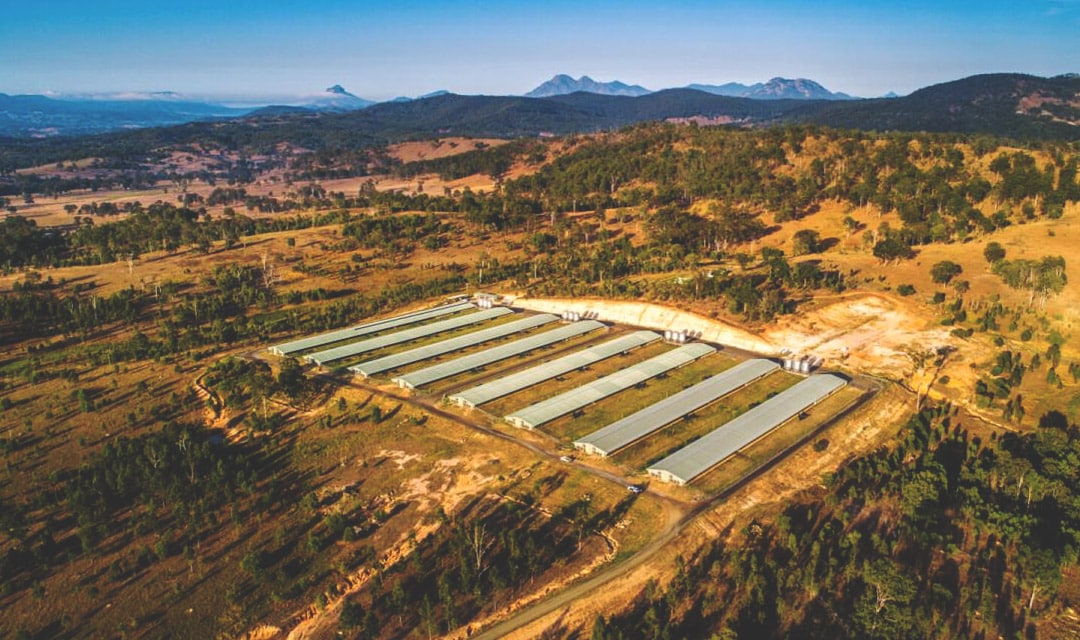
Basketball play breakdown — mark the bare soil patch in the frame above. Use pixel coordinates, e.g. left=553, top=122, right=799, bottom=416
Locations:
left=385, top=138, right=508, bottom=163
left=509, top=296, right=776, bottom=354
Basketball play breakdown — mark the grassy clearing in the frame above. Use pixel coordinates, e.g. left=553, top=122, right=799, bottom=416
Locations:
left=612, top=370, right=803, bottom=472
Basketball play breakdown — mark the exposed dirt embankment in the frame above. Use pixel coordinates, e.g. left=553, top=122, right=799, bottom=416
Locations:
left=508, top=297, right=776, bottom=354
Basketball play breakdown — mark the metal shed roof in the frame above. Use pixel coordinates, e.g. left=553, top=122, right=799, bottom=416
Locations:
left=269, top=301, right=474, bottom=355
left=391, top=320, right=604, bottom=389
left=505, top=342, right=716, bottom=430
left=647, top=374, right=847, bottom=485
left=349, top=313, right=559, bottom=377
left=304, top=306, right=512, bottom=366
left=447, top=330, right=661, bottom=408
left=574, top=358, right=780, bottom=457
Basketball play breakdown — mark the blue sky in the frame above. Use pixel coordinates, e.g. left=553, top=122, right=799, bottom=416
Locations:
left=1, top=0, right=1077, bottom=101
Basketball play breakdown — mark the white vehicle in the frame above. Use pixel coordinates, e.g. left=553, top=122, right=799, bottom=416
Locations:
left=627, top=484, right=644, bottom=494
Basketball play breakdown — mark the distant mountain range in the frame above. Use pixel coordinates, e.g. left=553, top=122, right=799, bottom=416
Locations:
left=2, top=73, right=1079, bottom=148
left=0, top=85, right=385, bottom=137
left=523, top=75, right=855, bottom=100
left=684, top=77, right=856, bottom=100
left=526, top=75, right=651, bottom=98
left=0, top=75, right=860, bottom=137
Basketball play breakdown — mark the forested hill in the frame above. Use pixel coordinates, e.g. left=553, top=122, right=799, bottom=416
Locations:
left=811, top=73, right=1080, bottom=139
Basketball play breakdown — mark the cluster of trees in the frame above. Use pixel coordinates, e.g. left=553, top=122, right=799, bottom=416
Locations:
left=0, top=285, right=142, bottom=341
left=513, top=212, right=846, bottom=322
left=340, top=491, right=634, bottom=638
left=992, top=256, right=1068, bottom=305
left=0, top=420, right=268, bottom=599
left=288, top=146, right=395, bottom=181
left=0, top=202, right=357, bottom=268
left=593, top=407, right=1080, bottom=640
left=204, top=356, right=313, bottom=417
left=342, top=213, right=448, bottom=253
left=666, top=247, right=846, bottom=322
left=0, top=216, right=65, bottom=268
left=65, top=421, right=263, bottom=552
left=395, top=139, right=543, bottom=181
left=0, top=168, right=161, bottom=201
left=974, top=349, right=1029, bottom=422
left=645, top=205, right=770, bottom=254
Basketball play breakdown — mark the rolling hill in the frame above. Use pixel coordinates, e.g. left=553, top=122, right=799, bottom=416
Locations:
left=809, top=73, right=1080, bottom=136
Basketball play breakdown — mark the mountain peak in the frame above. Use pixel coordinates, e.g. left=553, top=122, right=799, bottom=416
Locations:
left=687, top=77, right=854, bottom=100
left=305, top=85, right=374, bottom=111
left=756, top=77, right=840, bottom=100
left=526, top=74, right=651, bottom=98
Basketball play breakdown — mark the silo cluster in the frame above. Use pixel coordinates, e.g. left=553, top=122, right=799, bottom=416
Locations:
left=664, top=329, right=689, bottom=344
left=782, top=355, right=822, bottom=374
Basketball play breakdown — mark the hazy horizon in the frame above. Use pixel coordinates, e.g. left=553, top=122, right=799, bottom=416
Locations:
left=3, top=0, right=1078, bottom=102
